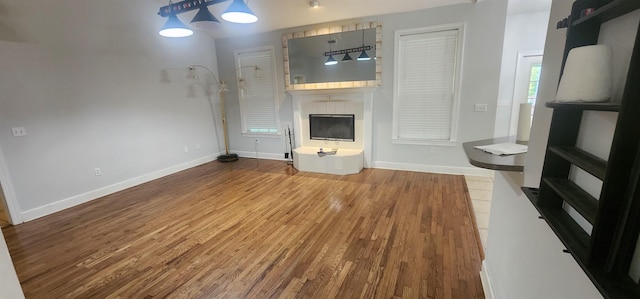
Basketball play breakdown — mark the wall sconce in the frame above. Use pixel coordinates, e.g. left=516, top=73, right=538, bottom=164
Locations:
left=158, top=0, right=258, bottom=37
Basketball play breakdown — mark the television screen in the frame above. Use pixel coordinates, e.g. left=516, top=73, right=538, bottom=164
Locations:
left=309, top=114, right=355, bottom=141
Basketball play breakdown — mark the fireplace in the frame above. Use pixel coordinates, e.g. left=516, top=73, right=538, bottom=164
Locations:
left=309, top=114, right=355, bottom=142
left=289, top=88, right=375, bottom=170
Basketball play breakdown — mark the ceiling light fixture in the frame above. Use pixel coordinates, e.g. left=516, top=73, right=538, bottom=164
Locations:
left=159, top=14, right=194, bottom=37
left=357, top=29, right=371, bottom=61
left=310, top=0, right=319, bottom=8
left=190, top=7, right=221, bottom=30
left=325, top=55, right=338, bottom=66
left=342, top=52, right=353, bottom=62
left=158, top=0, right=258, bottom=37
left=325, top=40, right=338, bottom=66
left=221, top=0, right=258, bottom=23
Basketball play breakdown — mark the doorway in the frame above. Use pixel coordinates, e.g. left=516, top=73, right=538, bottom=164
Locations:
left=0, top=146, right=20, bottom=227
left=509, top=53, right=543, bottom=136
left=0, top=185, right=9, bottom=227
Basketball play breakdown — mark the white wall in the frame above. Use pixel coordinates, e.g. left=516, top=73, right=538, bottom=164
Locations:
left=486, top=0, right=640, bottom=298
left=484, top=172, right=601, bottom=299
left=0, top=2, right=223, bottom=221
left=0, top=229, right=23, bottom=298
left=214, top=0, right=508, bottom=175
left=493, top=10, right=550, bottom=138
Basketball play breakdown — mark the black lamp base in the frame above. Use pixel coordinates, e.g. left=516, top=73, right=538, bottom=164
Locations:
left=217, top=153, right=239, bottom=162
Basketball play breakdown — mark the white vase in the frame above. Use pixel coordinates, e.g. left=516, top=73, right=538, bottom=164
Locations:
left=556, top=44, right=613, bottom=103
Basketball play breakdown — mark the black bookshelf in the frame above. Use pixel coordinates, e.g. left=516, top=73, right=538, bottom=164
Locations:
left=523, top=1, right=640, bottom=298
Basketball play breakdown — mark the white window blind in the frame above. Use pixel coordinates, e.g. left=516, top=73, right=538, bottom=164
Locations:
left=236, top=47, right=279, bottom=135
left=393, top=27, right=461, bottom=143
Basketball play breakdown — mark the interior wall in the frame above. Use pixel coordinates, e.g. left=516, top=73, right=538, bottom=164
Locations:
left=0, top=2, right=222, bottom=220
left=493, top=10, right=550, bottom=138
left=486, top=0, right=640, bottom=297
left=484, top=172, right=601, bottom=299
left=0, top=228, right=23, bottom=298
left=215, top=0, right=508, bottom=173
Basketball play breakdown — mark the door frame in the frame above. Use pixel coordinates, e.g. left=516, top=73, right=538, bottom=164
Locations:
left=0, top=146, right=23, bottom=224
left=509, top=51, right=543, bottom=136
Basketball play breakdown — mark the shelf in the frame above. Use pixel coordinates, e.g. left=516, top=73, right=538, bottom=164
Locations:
left=545, top=101, right=620, bottom=111
left=542, top=178, right=599, bottom=224
left=523, top=187, right=590, bottom=262
left=525, top=184, right=640, bottom=298
left=462, top=137, right=526, bottom=172
left=573, top=0, right=640, bottom=27
left=549, top=146, right=608, bottom=180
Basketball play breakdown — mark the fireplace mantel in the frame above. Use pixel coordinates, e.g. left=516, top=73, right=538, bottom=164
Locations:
left=289, top=88, right=375, bottom=168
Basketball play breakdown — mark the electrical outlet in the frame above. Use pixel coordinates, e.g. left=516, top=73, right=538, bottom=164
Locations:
left=94, top=168, right=102, bottom=176
left=11, top=127, right=26, bottom=137
left=474, top=104, right=488, bottom=112
left=184, top=146, right=189, bottom=153
left=196, top=143, right=201, bottom=150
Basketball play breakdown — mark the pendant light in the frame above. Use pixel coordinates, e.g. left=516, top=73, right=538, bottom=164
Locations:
left=190, top=7, right=221, bottom=30
left=342, top=52, right=353, bottom=62
left=357, top=29, right=371, bottom=61
left=325, top=40, right=338, bottom=66
left=221, top=0, right=258, bottom=24
left=159, top=14, right=193, bottom=37
left=325, top=55, right=338, bottom=66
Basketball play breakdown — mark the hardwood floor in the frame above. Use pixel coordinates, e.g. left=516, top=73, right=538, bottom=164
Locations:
left=2, top=159, right=484, bottom=298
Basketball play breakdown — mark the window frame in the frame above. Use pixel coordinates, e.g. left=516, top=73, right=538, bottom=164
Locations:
left=234, top=46, right=281, bottom=137
left=392, top=23, right=465, bottom=146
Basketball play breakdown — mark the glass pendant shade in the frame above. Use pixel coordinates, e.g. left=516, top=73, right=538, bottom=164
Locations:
left=325, top=55, right=338, bottom=66
left=357, top=50, right=371, bottom=61
left=342, top=52, right=353, bottom=61
left=159, top=14, right=194, bottom=37
left=221, top=0, right=258, bottom=24
left=191, top=7, right=221, bottom=30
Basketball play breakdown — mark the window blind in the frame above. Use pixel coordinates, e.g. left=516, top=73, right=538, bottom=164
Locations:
left=394, top=28, right=459, bottom=141
left=236, top=48, right=279, bottom=135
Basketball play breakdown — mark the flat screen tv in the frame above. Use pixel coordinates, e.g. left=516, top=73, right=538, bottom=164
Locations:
left=309, top=114, right=355, bottom=142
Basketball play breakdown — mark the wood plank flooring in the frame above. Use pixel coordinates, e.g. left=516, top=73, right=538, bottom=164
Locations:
left=2, top=159, right=484, bottom=298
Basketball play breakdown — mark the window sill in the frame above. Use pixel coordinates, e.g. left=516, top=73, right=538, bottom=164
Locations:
left=242, top=133, right=281, bottom=139
left=392, top=138, right=457, bottom=147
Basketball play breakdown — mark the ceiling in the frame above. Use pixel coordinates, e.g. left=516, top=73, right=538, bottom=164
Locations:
left=166, top=0, right=477, bottom=38
left=0, top=0, right=551, bottom=48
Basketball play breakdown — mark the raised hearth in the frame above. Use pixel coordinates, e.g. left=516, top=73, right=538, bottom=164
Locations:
left=289, top=88, right=374, bottom=174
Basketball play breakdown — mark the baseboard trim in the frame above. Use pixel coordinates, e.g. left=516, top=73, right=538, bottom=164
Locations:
left=373, top=161, right=494, bottom=177
left=480, top=260, right=495, bottom=299
left=234, top=150, right=286, bottom=161
left=20, top=155, right=217, bottom=222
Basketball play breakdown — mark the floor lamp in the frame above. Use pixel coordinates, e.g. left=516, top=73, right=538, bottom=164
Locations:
left=187, top=65, right=238, bottom=162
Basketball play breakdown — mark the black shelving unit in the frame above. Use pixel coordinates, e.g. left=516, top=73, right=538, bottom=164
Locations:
left=523, top=0, right=640, bottom=298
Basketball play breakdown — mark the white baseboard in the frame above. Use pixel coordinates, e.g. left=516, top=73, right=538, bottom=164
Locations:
left=480, top=260, right=495, bottom=299
left=20, top=155, right=217, bottom=222
left=373, top=161, right=494, bottom=177
left=234, top=150, right=286, bottom=161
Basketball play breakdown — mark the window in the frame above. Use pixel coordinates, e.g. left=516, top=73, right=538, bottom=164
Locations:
left=527, top=63, right=542, bottom=106
left=235, top=46, right=280, bottom=135
left=392, top=24, right=463, bottom=145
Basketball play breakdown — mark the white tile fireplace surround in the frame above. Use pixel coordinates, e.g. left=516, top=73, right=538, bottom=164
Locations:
left=289, top=88, right=374, bottom=175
